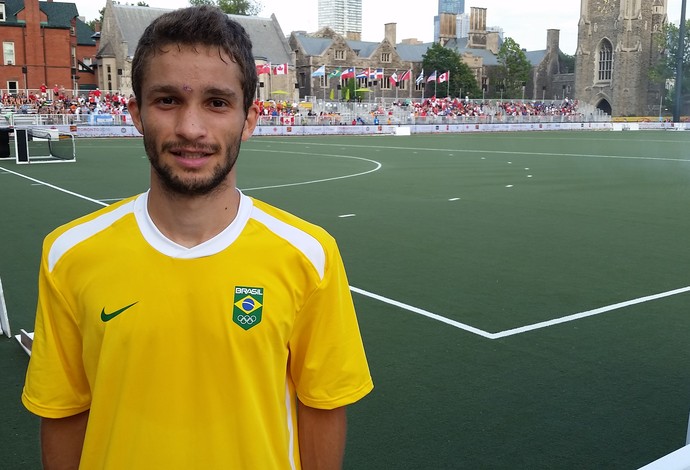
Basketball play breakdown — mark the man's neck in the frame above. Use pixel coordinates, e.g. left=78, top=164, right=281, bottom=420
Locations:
left=146, top=181, right=241, bottom=249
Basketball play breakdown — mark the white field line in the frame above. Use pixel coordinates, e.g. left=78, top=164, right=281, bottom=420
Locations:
left=240, top=149, right=381, bottom=191
left=351, top=285, right=690, bottom=340
left=0, top=166, right=108, bottom=207
left=260, top=140, right=690, bottom=163
left=4, top=148, right=689, bottom=340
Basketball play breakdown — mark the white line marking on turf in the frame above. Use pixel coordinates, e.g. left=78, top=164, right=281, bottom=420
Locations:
left=349, top=286, right=495, bottom=339
left=262, top=140, right=690, bottom=163
left=0, top=166, right=108, bottom=207
left=5, top=156, right=688, bottom=341
left=449, top=198, right=461, bottom=201
left=241, top=150, right=382, bottom=191
left=489, top=285, right=690, bottom=339
left=339, top=214, right=356, bottom=218
left=350, top=285, right=690, bottom=340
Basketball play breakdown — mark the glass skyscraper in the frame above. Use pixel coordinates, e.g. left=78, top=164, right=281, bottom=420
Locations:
left=318, top=0, right=362, bottom=36
left=438, top=0, right=465, bottom=15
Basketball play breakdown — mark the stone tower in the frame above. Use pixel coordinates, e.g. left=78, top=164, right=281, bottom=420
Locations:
left=575, top=0, right=668, bottom=116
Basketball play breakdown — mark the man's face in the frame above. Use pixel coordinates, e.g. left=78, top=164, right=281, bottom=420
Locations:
left=128, top=44, right=258, bottom=196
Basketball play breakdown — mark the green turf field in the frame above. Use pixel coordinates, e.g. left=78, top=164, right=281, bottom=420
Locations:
left=1, top=130, right=690, bottom=468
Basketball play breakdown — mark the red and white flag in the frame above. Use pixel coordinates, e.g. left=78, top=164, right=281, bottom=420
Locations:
left=273, top=63, right=289, bottom=75
left=399, top=70, right=412, bottom=82
left=390, top=72, right=398, bottom=86
left=438, top=71, right=450, bottom=83
left=255, top=63, right=271, bottom=75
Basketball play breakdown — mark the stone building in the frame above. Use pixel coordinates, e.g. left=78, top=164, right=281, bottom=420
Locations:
left=575, top=0, right=667, bottom=116
left=96, top=0, right=294, bottom=100
left=290, top=24, right=429, bottom=101
left=529, top=30, right=576, bottom=101
left=0, top=0, right=98, bottom=95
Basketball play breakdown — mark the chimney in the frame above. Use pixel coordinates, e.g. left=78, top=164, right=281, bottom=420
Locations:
left=385, top=23, right=396, bottom=45
left=470, top=7, right=487, bottom=33
left=468, top=7, right=488, bottom=49
left=547, top=29, right=560, bottom=53
left=438, top=13, right=457, bottom=45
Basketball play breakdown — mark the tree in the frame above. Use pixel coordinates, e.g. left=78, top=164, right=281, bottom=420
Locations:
left=496, top=37, right=531, bottom=99
left=421, top=43, right=480, bottom=98
left=651, top=20, right=690, bottom=115
left=188, top=0, right=262, bottom=16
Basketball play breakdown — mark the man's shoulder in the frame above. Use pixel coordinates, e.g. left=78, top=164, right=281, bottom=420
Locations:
left=249, top=198, right=334, bottom=245
left=43, top=195, right=140, bottom=270
left=46, top=196, right=138, bottom=242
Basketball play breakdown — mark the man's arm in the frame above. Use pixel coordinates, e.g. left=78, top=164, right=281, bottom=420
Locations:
left=41, top=410, right=89, bottom=470
left=297, top=401, right=347, bottom=470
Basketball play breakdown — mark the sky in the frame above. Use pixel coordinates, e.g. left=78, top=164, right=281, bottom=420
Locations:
left=73, top=0, right=686, bottom=55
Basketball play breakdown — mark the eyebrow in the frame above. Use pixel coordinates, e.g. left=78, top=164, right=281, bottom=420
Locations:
left=147, top=84, right=239, bottom=100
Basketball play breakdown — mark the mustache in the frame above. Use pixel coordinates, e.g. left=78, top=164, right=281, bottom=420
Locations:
left=161, top=141, right=221, bottom=153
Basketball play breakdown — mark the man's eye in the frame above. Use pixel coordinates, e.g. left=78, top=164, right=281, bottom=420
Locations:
left=210, top=100, right=227, bottom=108
left=159, top=97, right=176, bottom=105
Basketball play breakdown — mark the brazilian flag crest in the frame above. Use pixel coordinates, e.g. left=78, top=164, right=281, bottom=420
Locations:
left=233, top=286, right=263, bottom=331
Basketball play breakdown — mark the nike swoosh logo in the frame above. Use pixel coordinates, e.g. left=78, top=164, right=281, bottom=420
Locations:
left=101, top=302, right=138, bottom=322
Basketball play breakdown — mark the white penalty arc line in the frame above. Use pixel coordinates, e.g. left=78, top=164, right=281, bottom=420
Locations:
left=240, top=149, right=382, bottom=191
left=350, top=285, right=690, bottom=340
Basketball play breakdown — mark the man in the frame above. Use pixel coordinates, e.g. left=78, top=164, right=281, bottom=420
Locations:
left=22, top=6, right=373, bottom=469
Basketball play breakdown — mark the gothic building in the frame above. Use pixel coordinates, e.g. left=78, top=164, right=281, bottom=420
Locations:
left=575, top=0, right=668, bottom=116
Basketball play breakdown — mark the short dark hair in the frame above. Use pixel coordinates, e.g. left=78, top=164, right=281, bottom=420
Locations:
left=131, top=6, right=257, bottom=113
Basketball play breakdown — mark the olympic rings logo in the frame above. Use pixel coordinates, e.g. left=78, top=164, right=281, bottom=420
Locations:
left=236, top=314, right=258, bottom=325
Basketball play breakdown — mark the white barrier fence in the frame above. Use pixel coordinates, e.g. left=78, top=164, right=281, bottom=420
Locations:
left=9, top=121, right=689, bottom=139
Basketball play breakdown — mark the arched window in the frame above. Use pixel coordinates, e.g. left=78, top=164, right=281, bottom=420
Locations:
left=598, top=40, right=613, bottom=81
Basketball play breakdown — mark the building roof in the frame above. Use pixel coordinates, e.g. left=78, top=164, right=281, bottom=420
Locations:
left=524, top=50, right=548, bottom=66
left=1, top=0, right=96, bottom=46
left=107, top=4, right=292, bottom=64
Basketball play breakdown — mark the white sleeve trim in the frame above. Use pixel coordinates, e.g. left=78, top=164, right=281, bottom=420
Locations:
left=251, top=208, right=326, bottom=281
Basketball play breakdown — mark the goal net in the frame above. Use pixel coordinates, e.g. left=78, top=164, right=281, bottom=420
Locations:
left=14, top=128, right=76, bottom=164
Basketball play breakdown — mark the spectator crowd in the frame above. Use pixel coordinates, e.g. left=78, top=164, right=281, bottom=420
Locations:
left=2, top=85, right=130, bottom=116
left=2, top=87, right=582, bottom=124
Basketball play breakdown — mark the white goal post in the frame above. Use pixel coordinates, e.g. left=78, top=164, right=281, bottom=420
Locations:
left=14, top=127, right=76, bottom=164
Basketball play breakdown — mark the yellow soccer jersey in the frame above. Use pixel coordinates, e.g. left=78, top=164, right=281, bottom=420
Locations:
left=22, top=191, right=373, bottom=470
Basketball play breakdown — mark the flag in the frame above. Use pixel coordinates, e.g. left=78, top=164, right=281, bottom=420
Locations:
left=311, top=65, right=326, bottom=77
left=273, top=63, right=288, bottom=75
left=390, top=71, right=398, bottom=86
left=427, top=71, right=437, bottom=82
left=255, top=63, right=271, bottom=75
left=356, top=68, right=370, bottom=79
left=415, top=70, right=424, bottom=85
left=399, top=70, right=411, bottom=82
left=328, top=68, right=342, bottom=78
left=340, top=67, right=356, bottom=79
left=438, top=71, right=449, bottom=83
left=370, top=68, right=384, bottom=80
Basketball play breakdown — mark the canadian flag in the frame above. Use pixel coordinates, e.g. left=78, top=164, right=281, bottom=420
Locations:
left=438, top=71, right=450, bottom=83
left=273, top=63, right=289, bottom=75
left=390, top=72, right=398, bottom=86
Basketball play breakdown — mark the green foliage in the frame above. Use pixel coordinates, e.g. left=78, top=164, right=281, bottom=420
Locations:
left=188, top=0, right=262, bottom=15
left=421, top=43, right=480, bottom=98
left=651, top=20, right=690, bottom=113
left=559, top=52, right=576, bottom=74
left=496, top=37, right=531, bottom=98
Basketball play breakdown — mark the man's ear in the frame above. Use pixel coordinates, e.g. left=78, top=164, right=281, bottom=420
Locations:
left=242, top=103, right=260, bottom=141
left=128, top=97, right=144, bottom=135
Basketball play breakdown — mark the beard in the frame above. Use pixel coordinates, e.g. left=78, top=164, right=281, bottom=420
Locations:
left=144, top=134, right=242, bottom=197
